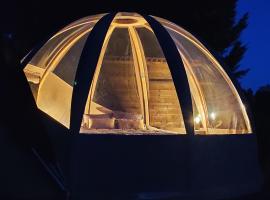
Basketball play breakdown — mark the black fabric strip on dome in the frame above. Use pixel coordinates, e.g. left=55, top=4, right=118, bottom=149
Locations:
left=143, top=15, right=194, bottom=135
left=70, top=13, right=116, bottom=133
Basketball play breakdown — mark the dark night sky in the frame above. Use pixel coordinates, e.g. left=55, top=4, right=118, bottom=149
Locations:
left=237, top=0, right=270, bottom=91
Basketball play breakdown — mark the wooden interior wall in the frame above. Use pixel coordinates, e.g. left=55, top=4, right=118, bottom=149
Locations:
left=91, top=58, right=184, bottom=131
left=92, top=58, right=142, bottom=115
left=147, top=59, right=184, bottom=131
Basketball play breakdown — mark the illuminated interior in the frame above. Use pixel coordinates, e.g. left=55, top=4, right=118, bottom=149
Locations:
left=23, top=12, right=252, bottom=135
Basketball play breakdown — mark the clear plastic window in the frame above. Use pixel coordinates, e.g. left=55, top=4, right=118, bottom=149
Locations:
left=80, top=28, right=145, bottom=133
left=162, top=22, right=251, bottom=134
left=136, top=27, right=186, bottom=133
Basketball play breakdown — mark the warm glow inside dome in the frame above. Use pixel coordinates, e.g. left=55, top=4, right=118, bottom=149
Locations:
left=23, top=12, right=252, bottom=135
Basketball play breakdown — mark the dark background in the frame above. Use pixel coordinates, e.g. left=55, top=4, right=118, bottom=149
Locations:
left=0, top=0, right=270, bottom=199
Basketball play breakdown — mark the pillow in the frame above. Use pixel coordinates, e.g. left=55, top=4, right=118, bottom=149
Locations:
left=88, top=114, right=115, bottom=129
left=116, top=118, right=145, bottom=130
left=89, top=118, right=115, bottom=129
left=81, top=114, right=90, bottom=128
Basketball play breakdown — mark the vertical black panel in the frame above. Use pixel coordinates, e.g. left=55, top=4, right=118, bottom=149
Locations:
left=70, top=13, right=116, bottom=133
left=143, top=15, right=194, bottom=134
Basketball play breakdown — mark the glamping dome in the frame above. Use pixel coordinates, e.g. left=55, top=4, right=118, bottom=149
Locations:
left=21, top=12, right=261, bottom=199
left=23, top=12, right=252, bottom=135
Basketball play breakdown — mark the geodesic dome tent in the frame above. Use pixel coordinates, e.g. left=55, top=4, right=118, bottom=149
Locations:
left=23, top=12, right=252, bottom=135
left=19, top=12, right=262, bottom=199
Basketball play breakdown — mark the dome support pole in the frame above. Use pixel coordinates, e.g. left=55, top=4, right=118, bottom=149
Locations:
left=70, top=13, right=116, bottom=133
left=143, top=15, right=194, bottom=135
left=128, top=27, right=150, bottom=127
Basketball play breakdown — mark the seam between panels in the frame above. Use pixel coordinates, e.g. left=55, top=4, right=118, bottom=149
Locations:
left=128, top=26, right=150, bottom=127
left=142, top=14, right=195, bottom=135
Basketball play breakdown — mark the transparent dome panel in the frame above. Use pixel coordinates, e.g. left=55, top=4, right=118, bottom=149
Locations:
left=92, top=28, right=142, bottom=114
left=23, top=14, right=105, bottom=128
left=37, top=31, right=90, bottom=128
left=164, top=26, right=251, bottom=134
left=80, top=27, right=145, bottom=133
left=23, top=26, right=87, bottom=101
left=26, top=20, right=100, bottom=72
left=52, top=33, right=90, bottom=86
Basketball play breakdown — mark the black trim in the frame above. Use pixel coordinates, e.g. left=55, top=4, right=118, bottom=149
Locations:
left=143, top=15, right=194, bottom=134
left=70, top=13, right=116, bottom=133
